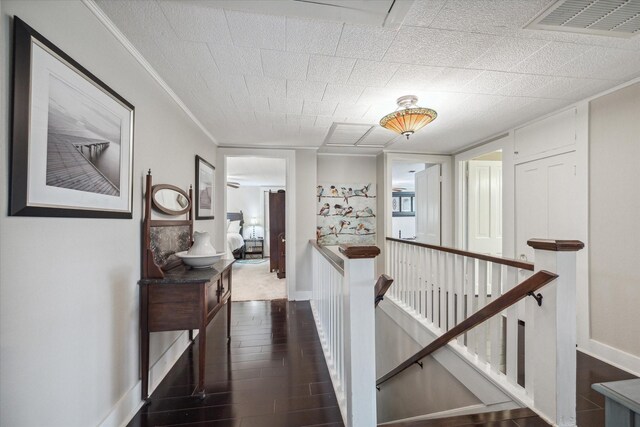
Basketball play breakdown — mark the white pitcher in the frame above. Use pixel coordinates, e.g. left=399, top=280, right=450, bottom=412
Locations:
left=188, top=231, right=216, bottom=256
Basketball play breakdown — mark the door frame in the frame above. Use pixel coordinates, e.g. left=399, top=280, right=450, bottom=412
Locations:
left=382, top=153, right=452, bottom=273
left=218, top=148, right=296, bottom=300
left=454, top=133, right=514, bottom=257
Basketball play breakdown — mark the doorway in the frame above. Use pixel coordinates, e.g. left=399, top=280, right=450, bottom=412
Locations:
left=226, top=156, right=287, bottom=301
left=464, top=150, right=503, bottom=256
left=390, top=160, right=441, bottom=245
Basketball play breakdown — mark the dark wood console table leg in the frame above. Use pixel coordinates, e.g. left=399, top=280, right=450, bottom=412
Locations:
left=140, top=286, right=150, bottom=401
left=196, top=324, right=206, bottom=398
left=196, top=285, right=206, bottom=399
left=227, top=299, right=232, bottom=342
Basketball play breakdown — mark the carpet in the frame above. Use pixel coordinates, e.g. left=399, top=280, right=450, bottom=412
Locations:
left=231, top=260, right=286, bottom=301
left=235, top=258, right=268, bottom=265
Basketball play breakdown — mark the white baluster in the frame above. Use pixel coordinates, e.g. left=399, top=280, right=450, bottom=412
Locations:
left=465, top=257, right=476, bottom=354
left=490, top=263, right=503, bottom=373
left=419, top=247, right=426, bottom=318
left=433, top=251, right=440, bottom=329
left=477, top=260, right=488, bottom=364
left=455, top=255, right=465, bottom=344
left=505, top=266, right=519, bottom=385
left=426, top=248, right=433, bottom=323
left=446, top=253, right=455, bottom=331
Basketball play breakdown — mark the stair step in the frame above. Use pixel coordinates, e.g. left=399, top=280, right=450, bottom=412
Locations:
left=378, top=407, right=541, bottom=426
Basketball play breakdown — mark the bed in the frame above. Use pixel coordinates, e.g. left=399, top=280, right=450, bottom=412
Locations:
left=227, top=211, right=245, bottom=259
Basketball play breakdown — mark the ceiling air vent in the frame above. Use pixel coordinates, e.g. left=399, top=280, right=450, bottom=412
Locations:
left=526, top=0, right=640, bottom=38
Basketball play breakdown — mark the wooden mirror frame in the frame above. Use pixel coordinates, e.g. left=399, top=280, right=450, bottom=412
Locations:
left=151, top=184, right=191, bottom=216
left=142, top=171, right=193, bottom=279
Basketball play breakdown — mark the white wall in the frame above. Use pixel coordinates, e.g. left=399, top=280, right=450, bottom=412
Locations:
left=589, top=82, right=640, bottom=367
left=317, top=153, right=377, bottom=183
left=0, top=2, right=218, bottom=426
left=295, top=150, right=318, bottom=297
left=453, top=80, right=640, bottom=376
left=391, top=216, right=416, bottom=239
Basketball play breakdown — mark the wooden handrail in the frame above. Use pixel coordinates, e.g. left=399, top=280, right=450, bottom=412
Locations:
left=310, top=240, right=344, bottom=274
left=376, top=270, right=558, bottom=387
left=386, top=237, right=535, bottom=271
left=374, top=274, right=394, bottom=307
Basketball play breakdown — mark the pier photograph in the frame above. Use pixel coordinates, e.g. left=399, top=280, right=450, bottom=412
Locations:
left=10, top=20, right=134, bottom=218
left=46, top=74, right=121, bottom=196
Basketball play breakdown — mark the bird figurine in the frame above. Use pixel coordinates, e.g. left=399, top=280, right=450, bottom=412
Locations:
left=319, top=203, right=330, bottom=216
left=330, top=185, right=339, bottom=197
left=317, top=185, right=324, bottom=202
left=339, top=219, right=350, bottom=233
left=354, top=183, right=370, bottom=198
left=343, top=188, right=354, bottom=203
left=343, top=206, right=353, bottom=216
left=316, top=226, right=323, bottom=240
left=333, top=204, right=344, bottom=215
left=329, top=225, right=338, bottom=237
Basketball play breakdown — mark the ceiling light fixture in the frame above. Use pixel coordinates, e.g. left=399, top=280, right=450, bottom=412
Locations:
left=379, top=95, right=437, bottom=140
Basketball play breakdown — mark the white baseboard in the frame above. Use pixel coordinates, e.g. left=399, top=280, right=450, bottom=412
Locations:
left=289, top=291, right=312, bottom=301
left=98, top=331, right=194, bottom=427
left=579, top=339, right=640, bottom=377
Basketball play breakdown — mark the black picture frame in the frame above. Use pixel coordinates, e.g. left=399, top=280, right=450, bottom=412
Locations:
left=392, top=192, right=415, bottom=217
left=195, top=155, right=215, bottom=220
left=10, top=17, right=135, bottom=218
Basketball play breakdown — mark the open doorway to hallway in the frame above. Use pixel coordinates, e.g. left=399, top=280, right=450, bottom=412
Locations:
left=226, top=156, right=287, bottom=301
left=391, top=160, right=441, bottom=245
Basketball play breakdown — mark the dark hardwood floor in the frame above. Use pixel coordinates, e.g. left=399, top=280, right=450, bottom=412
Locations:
left=128, top=300, right=637, bottom=427
left=127, top=300, right=344, bottom=427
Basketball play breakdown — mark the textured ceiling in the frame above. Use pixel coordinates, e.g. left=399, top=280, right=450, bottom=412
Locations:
left=95, top=0, right=640, bottom=154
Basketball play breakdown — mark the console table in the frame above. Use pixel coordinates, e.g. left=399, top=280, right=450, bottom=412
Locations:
left=138, top=259, right=234, bottom=400
left=593, top=379, right=640, bottom=427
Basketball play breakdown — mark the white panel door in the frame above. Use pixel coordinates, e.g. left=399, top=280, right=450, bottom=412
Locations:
left=515, top=151, right=577, bottom=264
left=467, top=160, right=502, bottom=256
left=415, top=164, right=441, bottom=245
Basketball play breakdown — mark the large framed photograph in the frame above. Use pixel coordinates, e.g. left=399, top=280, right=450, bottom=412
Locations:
left=10, top=17, right=134, bottom=218
left=195, top=155, right=215, bottom=220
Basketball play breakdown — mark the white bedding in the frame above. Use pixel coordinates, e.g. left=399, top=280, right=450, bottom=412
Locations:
left=227, top=232, right=244, bottom=252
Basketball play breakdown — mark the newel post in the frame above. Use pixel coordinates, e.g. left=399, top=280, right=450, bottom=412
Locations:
left=527, top=239, right=585, bottom=427
left=339, top=244, right=380, bottom=427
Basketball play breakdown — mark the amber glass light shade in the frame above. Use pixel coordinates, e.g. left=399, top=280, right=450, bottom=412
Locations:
left=380, top=107, right=437, bottom=139
left=379, top=95, right=437, bottom=139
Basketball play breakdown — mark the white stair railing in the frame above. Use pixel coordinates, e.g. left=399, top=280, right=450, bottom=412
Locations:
left=383, top=237, right=583, bottom=427
left=310, top=241, right=380, bottom=427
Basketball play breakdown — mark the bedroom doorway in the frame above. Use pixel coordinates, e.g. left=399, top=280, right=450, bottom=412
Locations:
left=226, top=156, right=287, bottom=301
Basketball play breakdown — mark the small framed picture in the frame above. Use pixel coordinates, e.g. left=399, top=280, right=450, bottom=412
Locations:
left=10, top=17, right=134, bottom=218
left=195, top=155, right=215, bottom=220
left=392, top=196, right=400, bottom=212
left=401, top=196, right=413, bottom=212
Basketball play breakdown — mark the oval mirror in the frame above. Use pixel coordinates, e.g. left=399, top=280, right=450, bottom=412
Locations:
left=151, top=184, right=191, bottom=216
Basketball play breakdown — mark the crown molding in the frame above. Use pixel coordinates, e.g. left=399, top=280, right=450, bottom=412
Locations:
left=82, top=0, right=218, bottom=145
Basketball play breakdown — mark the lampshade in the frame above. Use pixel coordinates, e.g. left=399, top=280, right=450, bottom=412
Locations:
left=379, top=95, right=437, bottom=140
left=250, top=217, right=257, bottom=225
